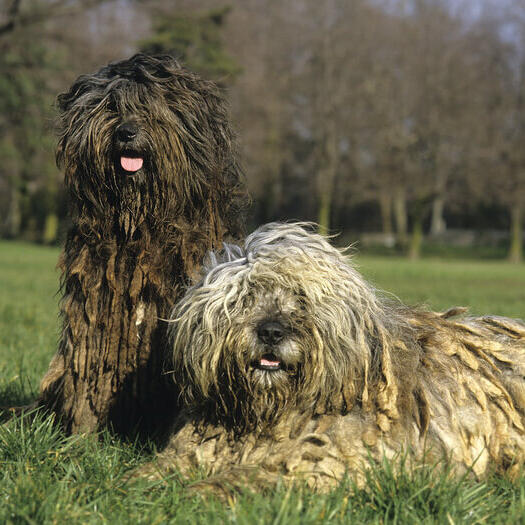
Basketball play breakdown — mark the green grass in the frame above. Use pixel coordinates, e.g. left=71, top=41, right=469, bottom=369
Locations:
left=356, top=256, right=525, bottom=318
left=1, top=240, right=524, bottom=524
left=0, top=242, right=60, bottom=407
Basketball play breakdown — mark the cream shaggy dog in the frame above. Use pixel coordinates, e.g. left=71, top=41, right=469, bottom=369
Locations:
left=138, top=222, right=525, bottom=493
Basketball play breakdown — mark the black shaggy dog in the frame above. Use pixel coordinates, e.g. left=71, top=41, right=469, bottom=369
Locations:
left=39, top=54, right=246, bottom=440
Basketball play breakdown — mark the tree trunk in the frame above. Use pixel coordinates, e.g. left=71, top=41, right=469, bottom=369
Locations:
left=316, top=126, right=338, bottom=234
left=379, top=190, right=393, bottom=234
left=318, top=189, right=332, bottom=234
left=508, top=203, right=523, bottom=264
left=409, top=214, right=424, bottom=260
left=430, top=195, right=446, bottom=236
left=263, top=125, right=283, bottom=221
left=393, top=188, right=408, bottom=247
left=42, top=212, right=59, bottom=244
left=5, top=182, right=21, bottom=238
left=315, top=3, right=339, bottom=235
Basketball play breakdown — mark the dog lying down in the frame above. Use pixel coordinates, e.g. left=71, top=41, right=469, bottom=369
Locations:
left=137, top=222, right=525, bottom=493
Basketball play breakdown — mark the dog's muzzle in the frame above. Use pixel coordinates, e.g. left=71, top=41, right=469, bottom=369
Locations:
left=115, top=122, right=145, bottom=173
left=254, top=321, right=288, bottom=371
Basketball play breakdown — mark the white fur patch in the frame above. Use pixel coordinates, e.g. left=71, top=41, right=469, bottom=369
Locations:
left=136, top=302, right=145, bottom=326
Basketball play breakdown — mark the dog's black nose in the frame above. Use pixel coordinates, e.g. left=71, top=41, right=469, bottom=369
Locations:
left=257, top=321, right=286, bottom=345
left=116, top=122, right=138, bottom=142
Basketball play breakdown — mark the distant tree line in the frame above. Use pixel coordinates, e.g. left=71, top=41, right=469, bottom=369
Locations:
left=1, top=0, right=524, bottom=261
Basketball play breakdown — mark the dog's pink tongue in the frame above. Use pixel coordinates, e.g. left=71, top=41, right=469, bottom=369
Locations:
left=260, top=357, right=280, bottom=367
left=120, top=156, right=143, bottom=172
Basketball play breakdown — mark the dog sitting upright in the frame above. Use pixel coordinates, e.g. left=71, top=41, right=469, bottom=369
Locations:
left=38, top=54, right=246, bottom=440
left=139, top=222, right=525, bottom=491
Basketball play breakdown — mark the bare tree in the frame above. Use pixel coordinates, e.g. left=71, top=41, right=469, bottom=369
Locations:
left=462, top=6, right=525, bottom=263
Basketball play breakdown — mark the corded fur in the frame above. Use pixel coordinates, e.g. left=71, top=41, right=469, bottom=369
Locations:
left=140, top=222, right=525, bottom=491
left=38, top=54, right=247, bottom=440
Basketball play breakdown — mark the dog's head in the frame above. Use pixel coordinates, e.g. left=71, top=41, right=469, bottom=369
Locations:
left=56, top=54, right=243, bottom=228
left=170, top=223, right=405, bottom=431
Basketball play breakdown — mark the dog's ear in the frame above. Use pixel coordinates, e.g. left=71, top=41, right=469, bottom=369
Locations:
left=315, top=326, right=402, bottom=431
left=56, top=91, right=72, bottom=114
left=55, top=84, right=85, bottom=169
left=55, top=92, right=71, bottom=168
left=371, top=331, right=430, bottom=433
left=304, top=271, right=406, bottom=431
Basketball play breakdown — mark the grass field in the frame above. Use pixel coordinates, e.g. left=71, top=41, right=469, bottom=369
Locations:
left=1, top=240, right=524, bottom=523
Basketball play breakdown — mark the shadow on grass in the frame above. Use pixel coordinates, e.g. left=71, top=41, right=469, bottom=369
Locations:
left=0, top=378, right=38, bottom=422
